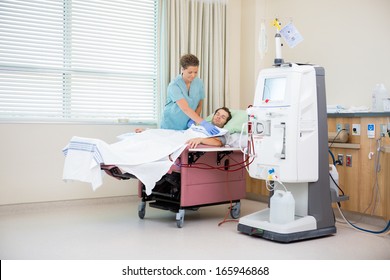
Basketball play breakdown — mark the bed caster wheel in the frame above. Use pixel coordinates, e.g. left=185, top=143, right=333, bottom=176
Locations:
left=230, top=202, right=241, bottom=219
left=176, top=209, right=185, bottom=228
left=138, top=202, right=146, bottom=219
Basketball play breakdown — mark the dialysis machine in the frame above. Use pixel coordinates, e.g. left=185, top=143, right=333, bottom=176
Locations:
left=237, top=63, right=336, bottom=242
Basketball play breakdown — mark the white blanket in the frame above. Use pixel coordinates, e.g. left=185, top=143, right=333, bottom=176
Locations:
left=62, top=127, right=227, bottom=195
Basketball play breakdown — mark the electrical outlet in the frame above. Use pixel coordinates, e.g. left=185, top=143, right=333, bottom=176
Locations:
left=346, top=154, right=352, bottom=167
left=337, top=154, right=344, bottom=166
left=352, top=124, right=361, bottom=135
left=388, top=123, right=390, bottom=137
left=344, top=124, right=350, bottom=134
left=336, top=124, right=342, bottom=132
left=380, top=124, right=387, bottom=137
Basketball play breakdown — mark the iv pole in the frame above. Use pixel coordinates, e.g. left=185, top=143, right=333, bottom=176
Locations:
left=272, top=18, right=284, bottom=66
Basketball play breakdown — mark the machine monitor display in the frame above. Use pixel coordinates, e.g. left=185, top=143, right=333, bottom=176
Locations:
left=262, top=77, right=286, bottom=102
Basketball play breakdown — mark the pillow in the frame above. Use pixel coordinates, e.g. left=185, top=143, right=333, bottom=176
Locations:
left=206, top=109, right=247, bottom=133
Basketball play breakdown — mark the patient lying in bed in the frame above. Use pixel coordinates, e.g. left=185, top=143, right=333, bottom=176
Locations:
left=62, top=108, right=235, bottom=195
left=135, top=107, right=232, bottom=148
left=185, top=107, right=232, bottom=148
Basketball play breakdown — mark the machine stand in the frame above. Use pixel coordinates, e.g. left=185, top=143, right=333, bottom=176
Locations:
left=237, top=209, right=336, bottom=243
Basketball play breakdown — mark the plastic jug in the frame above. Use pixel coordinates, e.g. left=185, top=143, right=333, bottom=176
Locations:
left=269, top=190, right=295, bottom=224
left=371, top=83, right=389, bottom=112
left=329, top=164, right=339, bottom=197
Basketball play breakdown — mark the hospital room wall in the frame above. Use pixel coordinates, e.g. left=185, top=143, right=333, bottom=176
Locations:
left=239, top=0, right=390, bottom=110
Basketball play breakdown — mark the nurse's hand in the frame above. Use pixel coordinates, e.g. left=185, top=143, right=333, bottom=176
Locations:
left=200, top=120, right=219, bottom=135
left=187, top=119, right=196, bottom=128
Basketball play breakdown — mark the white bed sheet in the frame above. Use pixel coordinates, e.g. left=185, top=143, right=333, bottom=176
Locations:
left=62, top=127, right=230, bottom=195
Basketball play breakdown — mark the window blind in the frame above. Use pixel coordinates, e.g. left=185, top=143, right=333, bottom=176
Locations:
left=0, top=0, right=158, bottom=123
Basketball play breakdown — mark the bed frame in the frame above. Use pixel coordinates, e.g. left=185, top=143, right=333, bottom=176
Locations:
left=137, top=146, right=247, bottom=227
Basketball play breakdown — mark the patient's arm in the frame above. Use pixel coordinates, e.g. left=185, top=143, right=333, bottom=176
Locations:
left=186, top=137, right=223, bottom=149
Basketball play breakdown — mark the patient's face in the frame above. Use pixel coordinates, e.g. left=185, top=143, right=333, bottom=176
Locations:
left=212, top=109, right=229, bottom=128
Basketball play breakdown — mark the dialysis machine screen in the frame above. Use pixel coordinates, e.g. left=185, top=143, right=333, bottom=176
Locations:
left=262, top=77, right=286, bottom=102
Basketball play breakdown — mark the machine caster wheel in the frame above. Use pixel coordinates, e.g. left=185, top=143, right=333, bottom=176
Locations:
left=138, top=202, right=146, bottom=219
left=230, top=202, right=241, bottom=219
left=176, top=209, right=185, bottom=228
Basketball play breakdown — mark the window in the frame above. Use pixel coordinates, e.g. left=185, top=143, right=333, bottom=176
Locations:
left=0, top=0, right=158, bottom=123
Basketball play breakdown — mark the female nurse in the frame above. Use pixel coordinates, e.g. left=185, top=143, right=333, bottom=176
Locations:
left=160, top=54, right=219, bottom=135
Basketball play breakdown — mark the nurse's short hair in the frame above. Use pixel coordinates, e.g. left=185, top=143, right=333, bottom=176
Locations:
left=180, top=54, right=199, bottom=69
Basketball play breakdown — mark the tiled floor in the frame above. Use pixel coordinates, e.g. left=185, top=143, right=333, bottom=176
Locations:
left=0, top=196, right=389, bottom=260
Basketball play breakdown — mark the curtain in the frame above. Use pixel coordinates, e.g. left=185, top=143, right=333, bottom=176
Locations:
left=158, top=0, right=228, bottom=119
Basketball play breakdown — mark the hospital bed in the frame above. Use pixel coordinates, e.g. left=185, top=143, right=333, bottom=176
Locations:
left=102, top=145, right=247, bottom=228
left=63, top=110, right=248, bottom=227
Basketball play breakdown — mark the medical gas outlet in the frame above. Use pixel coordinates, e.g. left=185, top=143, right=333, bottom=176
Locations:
left=352, top=124, right=360, bottom=136
left=367, top=124, right=375, bottom=138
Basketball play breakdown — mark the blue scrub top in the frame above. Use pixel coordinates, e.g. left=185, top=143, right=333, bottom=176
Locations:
left=160, top=74, right=205, bottom=130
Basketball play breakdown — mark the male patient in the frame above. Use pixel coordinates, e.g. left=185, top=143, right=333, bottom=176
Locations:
left=135, top=106, right=232, bottom=148
left=186, top=106, right=232, bottom=148
left=107, top=107, right=232, bottom=186
left=161, top=106, right=232, bottom=188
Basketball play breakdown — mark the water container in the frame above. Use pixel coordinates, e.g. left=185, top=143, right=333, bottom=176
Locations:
left=269, top=190, right=295, bottom=224
left=371, top=84, right=389, bottom=112
left=329, top=164, right=339, bottom=197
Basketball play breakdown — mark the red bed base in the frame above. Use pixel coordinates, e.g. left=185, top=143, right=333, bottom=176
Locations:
left=137, top=146, right=247, bottom=227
